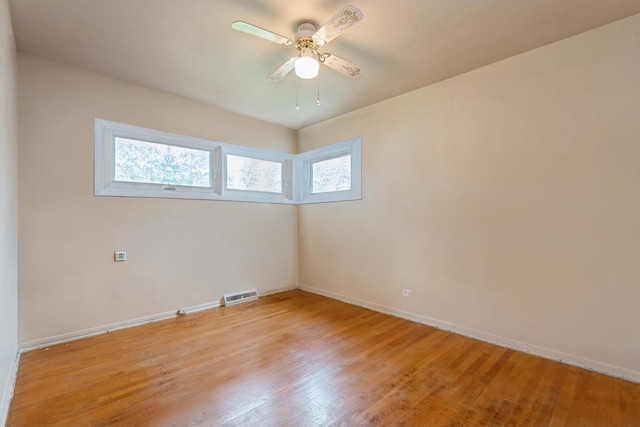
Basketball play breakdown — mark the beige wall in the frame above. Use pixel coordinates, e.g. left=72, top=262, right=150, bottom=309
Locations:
left=298, top=14, right=640, bottom=380
left=0, top=0, right=18, bottom=421
left=18, top=54, right=298, bottom=344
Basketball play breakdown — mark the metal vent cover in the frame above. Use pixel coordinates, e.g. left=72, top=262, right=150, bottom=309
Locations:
left=222, top=289, right=258, bottom=306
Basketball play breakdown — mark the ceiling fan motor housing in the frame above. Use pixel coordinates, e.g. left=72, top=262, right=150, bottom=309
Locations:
left=295, top=22, right=317, bottom=39
left=294, top=22, right=320, bottom=64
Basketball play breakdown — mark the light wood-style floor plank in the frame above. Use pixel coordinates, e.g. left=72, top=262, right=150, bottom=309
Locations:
left=7, top=290, right=640, bottom=426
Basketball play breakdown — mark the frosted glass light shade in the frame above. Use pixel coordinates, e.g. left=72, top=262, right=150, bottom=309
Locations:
left=295, top=56, right=319, bottom=79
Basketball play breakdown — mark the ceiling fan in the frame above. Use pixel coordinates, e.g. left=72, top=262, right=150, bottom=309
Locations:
left=232, top=5, right=364, bottom=81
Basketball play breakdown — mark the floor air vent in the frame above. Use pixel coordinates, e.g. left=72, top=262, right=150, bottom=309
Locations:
left=222, top=289, right=258, bottom=306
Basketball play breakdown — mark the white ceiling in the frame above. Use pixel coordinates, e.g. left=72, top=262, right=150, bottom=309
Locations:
left=8, top=0, right=640, bottom=130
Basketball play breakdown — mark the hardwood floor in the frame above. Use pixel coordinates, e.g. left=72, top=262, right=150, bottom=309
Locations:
left=8, top=290, right=640, bottom=426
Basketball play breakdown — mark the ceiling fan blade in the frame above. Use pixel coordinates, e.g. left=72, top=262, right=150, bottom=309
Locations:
left=321, top=54, right=362, bottom=78
left=267, top=57, right=297, bottom=81
left=232, top=21, right=293, bottom=46
left=313, top=5, right=364, bottom=45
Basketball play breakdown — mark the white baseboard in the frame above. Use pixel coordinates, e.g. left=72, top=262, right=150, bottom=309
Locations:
left=18, top=286, right=299, bottom=354
left=21, top=284, right=635, bottom=384
left=259, top=285, right=298, bottom=297
left=183, top=300, right=221, bottom=315
left=0, top=350, right=20, bottom=427
left=19, top=300, right=220, bottom=353
left=299, top=285, right=640, bottom=384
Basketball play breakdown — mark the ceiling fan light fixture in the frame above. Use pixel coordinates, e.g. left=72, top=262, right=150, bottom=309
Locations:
left=232, top=5, right=364, bottom=84
left=295, top=54, right=319, bottom=79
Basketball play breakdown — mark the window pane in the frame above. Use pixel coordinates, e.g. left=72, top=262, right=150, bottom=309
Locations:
left=114, top=137, right=211, bottom=187
left=312, top=155, right=351, bottom=193
left=226, top=154, right=283, bottom=193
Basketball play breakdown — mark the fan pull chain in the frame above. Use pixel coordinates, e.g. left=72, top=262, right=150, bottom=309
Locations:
left=295, top=74, right=300, bottom=110
left=316, top=72, right=321, bottom=106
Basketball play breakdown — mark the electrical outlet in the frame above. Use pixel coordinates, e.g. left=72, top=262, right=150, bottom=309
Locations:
left=114, top=251, right=127, bottom=262
left=402, top=289, right=413, bottom=297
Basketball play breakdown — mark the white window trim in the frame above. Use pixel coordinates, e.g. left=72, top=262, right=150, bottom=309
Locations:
left=296, top=137, right=362, bottom=204
left=95, top=119, right=295, bottom=204
left=95, top=119, right=361, bottom=205
left=221, top=145, right=294, bottom=203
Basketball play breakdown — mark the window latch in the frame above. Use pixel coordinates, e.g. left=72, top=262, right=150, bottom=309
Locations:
left=162, top=184, right=177, bottom=190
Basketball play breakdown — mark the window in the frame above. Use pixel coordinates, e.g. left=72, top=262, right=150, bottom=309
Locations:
left=95, top=119, right=360, bottom=204
left=226, top=155, right=282, bottom=193
left=95, top=119, right=293, bottom=203
left=312, top=154, right=351, bottom=193
left=220, top=145, right=293, bottom=203
left=114, top=137, right=212, bottom=188
left=297, top=137, right=362, bottom=204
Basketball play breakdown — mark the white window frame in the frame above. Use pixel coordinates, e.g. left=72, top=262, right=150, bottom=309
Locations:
left=95, top=119, right=361, bottom=205
left=221, top=145, right=293, bottom=203
left=95, top=119, right=294, bottom=204
left=296, top=137, right=362, bottom=204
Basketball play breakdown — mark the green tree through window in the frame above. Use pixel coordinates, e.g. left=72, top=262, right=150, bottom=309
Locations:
left=114, top=137, right=211, bottom=187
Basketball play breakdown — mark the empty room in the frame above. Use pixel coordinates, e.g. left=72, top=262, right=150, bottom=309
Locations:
left=2, top=0, right=640, bottom=425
